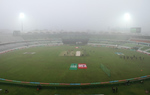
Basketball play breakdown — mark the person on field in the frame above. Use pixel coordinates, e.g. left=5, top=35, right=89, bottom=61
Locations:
left=126, top=80, right=130, bottom=85
left=145, top=89, right=149, bottom=94
left=37, top=88, right=39, bottom=91
left=5, top=89, right=9, bottom=93
left=140, top=80, right=144, bottom=84
left=37, top=85, right=42, bottom=91
left=116, top=87, right=118, bottom=93
left=112, top=87, right=115, bottom=93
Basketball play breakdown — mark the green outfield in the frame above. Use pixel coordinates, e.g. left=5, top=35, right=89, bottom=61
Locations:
left=0, top=45, right=150, bottom=95
left=0, top=45, right=150, bottom=84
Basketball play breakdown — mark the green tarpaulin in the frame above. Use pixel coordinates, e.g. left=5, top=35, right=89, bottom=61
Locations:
left=69, top=63, right=77, bottom=70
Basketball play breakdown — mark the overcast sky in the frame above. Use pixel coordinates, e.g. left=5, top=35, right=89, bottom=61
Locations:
left=0, top=0, right=150, bottom=33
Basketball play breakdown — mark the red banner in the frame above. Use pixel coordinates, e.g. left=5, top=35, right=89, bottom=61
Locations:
left=78, top=64, right=87, bottom=69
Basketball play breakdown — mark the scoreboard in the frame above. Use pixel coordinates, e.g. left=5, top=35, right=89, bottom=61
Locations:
left=130, top=27, right=141, bottom=33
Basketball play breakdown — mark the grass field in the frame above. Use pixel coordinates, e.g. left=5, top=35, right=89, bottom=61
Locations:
left=0, top=80, right=150, bottom=95
left=0, top=45, right=150, bottom=95
left=0, top=45, right=150, bottom=84
left=141, top=46, right=150, bottom=51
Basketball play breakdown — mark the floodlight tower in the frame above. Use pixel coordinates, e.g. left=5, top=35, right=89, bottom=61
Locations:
left=124, top=13, right=130, bottom=32
left=19, top=13, right=25, bottom=32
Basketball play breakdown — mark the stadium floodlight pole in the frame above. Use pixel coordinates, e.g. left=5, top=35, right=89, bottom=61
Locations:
left=19, top=13, right=25, bottom=32
left=124, top=13, right=130, bottom=32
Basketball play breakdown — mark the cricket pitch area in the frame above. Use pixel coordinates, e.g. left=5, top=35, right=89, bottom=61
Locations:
left=59, top=50, right=82, bottom=56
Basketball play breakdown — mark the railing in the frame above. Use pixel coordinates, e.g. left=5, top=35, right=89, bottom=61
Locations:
left=0, top=75, right=150, bottom=86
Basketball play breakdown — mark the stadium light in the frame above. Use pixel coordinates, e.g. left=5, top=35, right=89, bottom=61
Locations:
left=124, top=13, right=131, bottom=32
left=19, top=13, right=25, bottom=32
left=124, top=13, right=130, bottom=21
left=19, top=13, right=25, bottom=19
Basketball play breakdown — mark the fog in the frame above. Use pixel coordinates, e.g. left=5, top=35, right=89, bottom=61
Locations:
left=0, top=0, right=150, bottom=34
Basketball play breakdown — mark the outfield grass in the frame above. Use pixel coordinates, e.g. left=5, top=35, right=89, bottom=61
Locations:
left=0, top=45, right=150, bottom=84
left=0, top=79, right=150, bottom=95
left=147, top=50, right=150, bottom=53
left=140, top=46, right=150, bottom=51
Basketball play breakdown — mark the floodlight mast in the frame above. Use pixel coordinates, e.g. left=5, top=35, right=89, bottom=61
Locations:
left=19, top=13, right=25, bottom=32
left=124, top=13, right=130, bottom=32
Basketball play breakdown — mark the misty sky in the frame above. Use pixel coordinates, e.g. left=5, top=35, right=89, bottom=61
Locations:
left=0, top=0, right=150, bottom=33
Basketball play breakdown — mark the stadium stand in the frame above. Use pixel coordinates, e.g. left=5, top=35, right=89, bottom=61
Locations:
left=0, top=35, right=25, bottom=52
left=0, top=35, right=24, bottom=44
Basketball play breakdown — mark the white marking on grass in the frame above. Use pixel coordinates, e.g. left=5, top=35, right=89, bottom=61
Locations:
left=23, top=52, right=28, bottom=54
left=76, top=51, right=81, bottom=56
left=31, top=52, right=36, bottom=54
left=23, top=52, right=36, bottom=54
